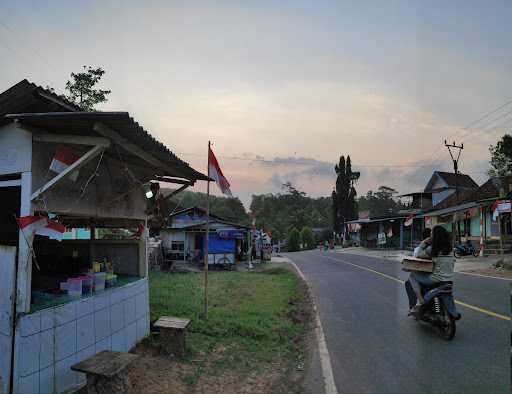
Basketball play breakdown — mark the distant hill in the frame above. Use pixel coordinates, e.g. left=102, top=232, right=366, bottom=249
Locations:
left=162, top=189, right=250, bottom=226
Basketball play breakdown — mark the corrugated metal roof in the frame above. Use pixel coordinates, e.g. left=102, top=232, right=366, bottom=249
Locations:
left=4, top=111, right=208, bottom=182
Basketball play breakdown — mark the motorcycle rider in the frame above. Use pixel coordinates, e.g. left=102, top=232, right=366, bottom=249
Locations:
left=405, top=225, right=455, bottom=314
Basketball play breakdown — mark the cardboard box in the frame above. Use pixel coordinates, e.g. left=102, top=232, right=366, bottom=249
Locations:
left=401, top=257, right=433, bottom=273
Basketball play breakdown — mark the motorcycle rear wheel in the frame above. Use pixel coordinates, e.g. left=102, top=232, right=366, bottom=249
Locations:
left=453, top=250, right=461, bottom=258
left=473, top=249, right=480, bottom=257
left=438, top=312, right=456, bottom=340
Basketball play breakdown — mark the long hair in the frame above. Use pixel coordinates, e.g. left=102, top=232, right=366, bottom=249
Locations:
left=430, top=225, right=452, bottom=257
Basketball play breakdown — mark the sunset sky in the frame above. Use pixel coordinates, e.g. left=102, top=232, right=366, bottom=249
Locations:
left=1, top=1, right=511, bottom=206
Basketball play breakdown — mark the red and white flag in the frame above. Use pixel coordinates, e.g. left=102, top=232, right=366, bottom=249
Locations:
left=36, top=220, right=66, bottom=241
left=17, top=216, right=66, bottom=241
left=208, top=147, right=232, bottom=196
left=50, top=147, right=80, bottom=181
left=17, top=216, right=48, bottom=237
left=404, top=214, right=414, bottom=227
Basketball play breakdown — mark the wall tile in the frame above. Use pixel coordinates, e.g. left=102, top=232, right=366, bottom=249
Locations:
left=40, top=309, right=55, bottom=331
left=136, top=317, right=148, bottom=342
left=19, top=314, right=41, bottom=337
left=111, top=329, right=126, bottom=352
left=55, top=321, right=76, bottom=361
left=135, top=293, right=146, bottom=319
left=110, top=287, right=125, bottom=305
left=95, top=336, right=111, bottom=353
left=75, top=345, right=95, bottom=387
left=94, top=308, right=110, bottom=342
left=40, top=329, right=54, bottom=369
left=94, top=293, right=109, bottom=311
left=55, top=354, right=77, bottom=394
left=19, top=371, right=39, bottom=394
left=126, top=322, right=137, bottom=351
left=55, top=303, right=76, bottom=326
left=124, top=297, right=136, bottom=325
left=77, top=314, right=94, bottom=351
left=110, top=302, right=124, bottom=334
left=18, top=333, right=40, bottom=376
left=39, top=365, right=55, bottom=394
left=77, top=297, right=94, bottom=318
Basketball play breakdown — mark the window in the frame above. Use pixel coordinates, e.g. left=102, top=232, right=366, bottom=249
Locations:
left=171, top=241, right=184, bottom=251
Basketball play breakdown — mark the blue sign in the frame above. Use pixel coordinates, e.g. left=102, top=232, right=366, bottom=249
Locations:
left=217, top=229, right=245, bottom=239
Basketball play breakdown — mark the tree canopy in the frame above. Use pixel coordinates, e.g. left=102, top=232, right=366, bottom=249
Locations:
left=287, top=228, right=301, bottom=252
left=250, top=183, right=331, bottom=242
left=65, top=66, right=111, bottom=111
left=489, top=134, right=512, bottom=177
left=332, top=155, right=359, bottom=234
left=357, top=186, right=404, bottom=217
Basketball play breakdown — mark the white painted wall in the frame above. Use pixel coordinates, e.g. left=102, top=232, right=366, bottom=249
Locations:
left=0, top=123, right=32, bottom=175
left=12, top=279, right=149, bottom=394
left=0, top=246, right=16, bottom=394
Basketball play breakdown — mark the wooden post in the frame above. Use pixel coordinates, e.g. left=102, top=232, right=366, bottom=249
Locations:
left=479, top=206, right=484, bottom=257
left=498, top=212, right=504, bottom=255
left=204, top=141, right=211, bottom=318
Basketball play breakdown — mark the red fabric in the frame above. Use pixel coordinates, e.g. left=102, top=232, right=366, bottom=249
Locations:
left=208, top=147, right=232, bottom=196
left=54, top=147, right=80, bottom=166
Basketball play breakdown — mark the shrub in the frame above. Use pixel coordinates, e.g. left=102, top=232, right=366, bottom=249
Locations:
left=287, top=228, right=301, bottom=252
left=300, top=227, right=315, bottom=250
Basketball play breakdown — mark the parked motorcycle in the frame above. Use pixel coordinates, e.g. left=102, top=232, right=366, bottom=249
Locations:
left=453, top=240, right=479, bottom=258
left=409, top=281, right=461, bottom=340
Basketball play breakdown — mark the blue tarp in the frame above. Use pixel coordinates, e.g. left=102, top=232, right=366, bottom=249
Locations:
left=206, top=234, right=236, bottom=253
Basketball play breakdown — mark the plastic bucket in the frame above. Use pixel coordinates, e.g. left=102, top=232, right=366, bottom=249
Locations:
left=67, top=278, right=82, bottom=298
left=94, top=272, right=106, bottom=291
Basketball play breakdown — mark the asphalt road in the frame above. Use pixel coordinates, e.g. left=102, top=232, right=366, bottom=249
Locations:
left=285, top=250, right=510, bottom=394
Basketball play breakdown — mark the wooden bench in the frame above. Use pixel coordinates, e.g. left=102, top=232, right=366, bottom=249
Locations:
left=154, top=316, right=191, bottom=357
left=71, top=350, right=139, bottom=394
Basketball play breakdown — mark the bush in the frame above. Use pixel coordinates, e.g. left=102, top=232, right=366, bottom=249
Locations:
left=300, top=227, right=315, bottom=250
left=287, top=228, right=301, bottom=252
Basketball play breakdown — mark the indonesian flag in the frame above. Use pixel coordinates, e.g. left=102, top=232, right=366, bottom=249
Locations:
left=208, top=147, right=232, bottom=196
left=50, top=147, right=80, bottom=181
left=17, top=216, right=66, bottom=241
left=36, top=220, right=66, bottom=241
left=425, top=216, right=432, bottom=227
left=17, top=216, right=48, bottom=237
left=404, top=214, right=414, bottom=227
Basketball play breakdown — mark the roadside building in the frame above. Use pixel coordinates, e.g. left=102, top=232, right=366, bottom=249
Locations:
left=160, top=206, right=249, bottom=267
left=0, top=80, right=206, bottom=393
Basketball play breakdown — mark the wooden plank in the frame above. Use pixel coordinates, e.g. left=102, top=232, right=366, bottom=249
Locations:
left=0, top=179, right=21, bottom=187
left=16, top=171, right=32, bottom=313
left=30, top=144, right=104, bottom=201
left=71, top=351, right=138, bottom=378
left=154, top=316, right=190, bottom=329
left=33, top=133, right=110, bottom=147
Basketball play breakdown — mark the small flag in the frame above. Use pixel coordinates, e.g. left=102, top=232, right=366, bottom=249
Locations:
left=36, top=220, right=66, bottom=241
left=387, top=227, right=393, bottom=237
left=50, top=147, right=80, bottom=181
left=404, top=214, right=414, bottom=227
left=208, top=147, right=232, bottom=196
left=425, top=216, right=432, bottom=227
left=17, top=215, right=48, bottom=237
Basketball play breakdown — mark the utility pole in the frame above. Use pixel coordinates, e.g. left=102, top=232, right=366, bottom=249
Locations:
left=444, top=140, right=464, bottom=201
left=445, top=140, right=464, bottom=244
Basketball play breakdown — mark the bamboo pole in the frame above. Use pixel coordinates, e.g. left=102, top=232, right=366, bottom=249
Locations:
left=204, top=141, right=211, bottom=318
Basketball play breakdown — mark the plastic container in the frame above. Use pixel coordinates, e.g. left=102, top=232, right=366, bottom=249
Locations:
left=94, top=272, right=106, bottom=291
left=80, top=275, right=93, bottom=296
left=67, top=278, right=82, bottom=298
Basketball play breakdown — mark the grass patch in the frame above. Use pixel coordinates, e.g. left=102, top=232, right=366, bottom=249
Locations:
left=148, top=264, right=310, bottom=391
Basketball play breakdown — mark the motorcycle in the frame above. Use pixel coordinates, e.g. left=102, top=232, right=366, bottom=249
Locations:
left=453, top=240, right=479, bottom=258
left=408, top=280, right=461, bottom=340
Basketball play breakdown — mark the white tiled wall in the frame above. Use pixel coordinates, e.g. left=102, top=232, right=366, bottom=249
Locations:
left=13, top=278, right=149, bottom=394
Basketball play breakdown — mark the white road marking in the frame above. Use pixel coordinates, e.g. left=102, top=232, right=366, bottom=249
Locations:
left=289, top=261, right=338, bottom=394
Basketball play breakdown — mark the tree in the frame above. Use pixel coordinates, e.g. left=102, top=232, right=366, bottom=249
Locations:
left=65, top=66, right=111, bottom=111
left=287, top=228, right=301, bottom=252
left=357, top=186, right=403, bottom=217
left=489, top=134, right=512, bottom=177
left=300, top=227, right=315, bottom=250
left=332, top=155, right=360, bottom=235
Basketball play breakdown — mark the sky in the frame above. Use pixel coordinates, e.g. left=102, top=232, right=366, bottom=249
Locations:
left=1, top=0, right=511, bottom=207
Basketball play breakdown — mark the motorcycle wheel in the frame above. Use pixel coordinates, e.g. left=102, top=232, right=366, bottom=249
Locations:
left=453, top=250, right=461, bottom=258
left=473, top=249, right=480, bottom=257
left=438, top=311, right=456, bottom=340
